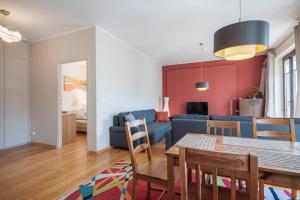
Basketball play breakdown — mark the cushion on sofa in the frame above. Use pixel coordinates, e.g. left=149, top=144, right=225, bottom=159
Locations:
left=173, top=114, right=209, bottom=120
left=156, top=112, right=170, bottom=122
left=293, top=118, right=300, bottom=124
left=124, top=113, right=141, bottom=133
left=231, top=115, right=252, bottom=122
left=170, top=119, right=207, bottom=145
left=113, top=115, right=119, bottom=126
left=118, top=112, right=130, bottom=126
left=210, top=116, right=231, bottom=121
left=132, top=109, right=156, bottom=123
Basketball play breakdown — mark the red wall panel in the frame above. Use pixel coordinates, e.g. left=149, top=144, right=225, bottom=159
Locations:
left=162, top=55, right=266, bottom=116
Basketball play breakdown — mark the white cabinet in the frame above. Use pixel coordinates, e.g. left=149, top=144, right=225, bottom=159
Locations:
left=0, top=41, right=29, bottom=149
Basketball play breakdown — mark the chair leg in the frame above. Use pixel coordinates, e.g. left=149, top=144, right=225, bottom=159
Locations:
left=132, top=177, right=138, bottom=200
left=188, top=168, right=192, bottom=184
left=292, top=189, right=297, bottom=200
left=146, top=182, right=151, bottom=200
left=259, top=181, right=264, bottom=200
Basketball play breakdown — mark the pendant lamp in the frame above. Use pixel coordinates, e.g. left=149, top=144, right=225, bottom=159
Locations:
left=0, top=9, right=22, bottom=43
left=213, top=0, right=269, bottom=61
left=195, top=63, right=209, bottom=91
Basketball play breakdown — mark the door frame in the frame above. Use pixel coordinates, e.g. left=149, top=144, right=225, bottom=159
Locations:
left=57, top=59, right=89, bottom=149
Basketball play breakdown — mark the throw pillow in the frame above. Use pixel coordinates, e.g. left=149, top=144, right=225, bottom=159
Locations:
left=124, top=113, right=141, bottom=133
left=156, top=111, right=169, bottom=122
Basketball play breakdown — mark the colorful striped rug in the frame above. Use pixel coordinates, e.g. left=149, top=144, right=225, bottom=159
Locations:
left=60, top=161, right=298, bottom=200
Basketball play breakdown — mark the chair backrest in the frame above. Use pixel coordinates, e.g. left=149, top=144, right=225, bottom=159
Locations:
left=252, top=118, right=295, bottom=142
left=125, top=119, right=152, bottom=174
left=207, top=120, right=241, bottom=137
left=179, top=147, right=258, bottom=200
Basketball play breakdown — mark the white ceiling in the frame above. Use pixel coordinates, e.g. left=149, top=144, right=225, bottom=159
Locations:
left=1, top=0, right=300, bottom=65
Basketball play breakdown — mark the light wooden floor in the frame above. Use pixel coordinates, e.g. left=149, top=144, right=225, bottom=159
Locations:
left=0, top=135, right=298, bottom=200
left=0, top=134, right=166, bottom=200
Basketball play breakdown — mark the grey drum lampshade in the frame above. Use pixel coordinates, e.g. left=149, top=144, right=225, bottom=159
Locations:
left=195, top=82, right=209, bottom=91
left=214, top=20, right=269, bottom=60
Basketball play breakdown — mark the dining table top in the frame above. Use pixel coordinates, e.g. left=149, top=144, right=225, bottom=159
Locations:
left=165, top=133, right=300, bottom=177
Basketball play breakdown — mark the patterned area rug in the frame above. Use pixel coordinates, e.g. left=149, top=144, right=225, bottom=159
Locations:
left=60, top=161, right=298, bottom=200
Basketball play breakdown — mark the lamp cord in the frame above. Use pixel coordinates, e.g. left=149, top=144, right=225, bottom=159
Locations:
left=200, top=63, right=203, bottom=81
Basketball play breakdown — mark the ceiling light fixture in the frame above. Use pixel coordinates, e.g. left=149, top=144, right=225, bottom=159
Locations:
left=195, top=62, right=209, bottom=91
left=213, top=0, right=269, bottom=61
left=0, top=9, right=22, bottom=43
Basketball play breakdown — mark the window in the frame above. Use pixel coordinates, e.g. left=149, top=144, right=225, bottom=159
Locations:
left=283, top=50, right=297, bottom=117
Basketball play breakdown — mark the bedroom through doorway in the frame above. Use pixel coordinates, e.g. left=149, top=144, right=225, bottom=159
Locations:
left=59, top=61, right=88, bottom=147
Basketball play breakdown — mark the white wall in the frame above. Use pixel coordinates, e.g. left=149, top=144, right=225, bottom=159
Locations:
left=30, top=26, right=162, bottom=152
left=95, top=26, right=162, bottom=151
left=30, top=27, right=97, bottom=150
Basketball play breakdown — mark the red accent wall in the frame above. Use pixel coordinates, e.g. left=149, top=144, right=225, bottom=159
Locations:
left=162, top=55, right=266, bottom=116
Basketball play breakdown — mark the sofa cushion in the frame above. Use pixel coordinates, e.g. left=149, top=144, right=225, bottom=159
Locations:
left=147, top=122, right=171, bottom=144
left=118, top=112, right=130, bottom=126
left=173, top=115, right=188, bottom=119
left=173, top=114, right=209, bottom=120
left=155, top=112, right=170, bottom=122
left=210, top=116, right=231, bottom=121
left=294, top=118, right=300, bottom=124
left=171, top=119, right=207, bottom=145
left=231, top=116, right=253, bottom=122
left=124, top=113, right=141, bottom=133
left=132, top=109, right=156, bottom=123
left=113, top=115, right=119, bottom=126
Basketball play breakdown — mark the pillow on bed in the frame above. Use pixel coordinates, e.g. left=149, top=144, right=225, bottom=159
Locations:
left=76, top=109, right=87, bottom=120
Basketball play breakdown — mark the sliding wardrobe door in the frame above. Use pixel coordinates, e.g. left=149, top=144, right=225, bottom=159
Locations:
left=0, top=41, right=4, bottom=149
left=4, top=42, right=29, bottom=147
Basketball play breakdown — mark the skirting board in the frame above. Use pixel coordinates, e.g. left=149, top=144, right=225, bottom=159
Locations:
left=0, top=142, right=29, bottom=151
left=29, top=142, right=56, bottom=149
left=88, top=146, right=113, bottom=155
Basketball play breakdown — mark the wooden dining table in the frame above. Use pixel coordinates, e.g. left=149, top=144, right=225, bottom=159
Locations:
left=165, top=133, right=300, bottom=200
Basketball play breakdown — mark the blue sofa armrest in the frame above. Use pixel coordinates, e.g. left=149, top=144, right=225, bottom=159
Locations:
left=109, top=126, right=141, bottom=148
left=109, top=126, right=129, bottom=148
left=165, top=131, right=172, bottom=150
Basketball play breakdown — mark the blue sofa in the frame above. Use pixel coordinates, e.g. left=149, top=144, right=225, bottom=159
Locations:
left=165, top=115, right=300, bottom=150
left=109, top=109, right=171, bottom=148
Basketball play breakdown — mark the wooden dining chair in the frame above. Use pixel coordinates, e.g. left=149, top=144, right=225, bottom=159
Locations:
left=125, top=119, right=178, bottom=200
left=253, top=118, right=295, bottom=142
left=252, top=118, right=297, bottom=199
left=207, top=120, right=241, bottom=137
left=179, top=146, right=258, bottom=200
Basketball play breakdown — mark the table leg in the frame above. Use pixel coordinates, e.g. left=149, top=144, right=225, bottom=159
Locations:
left=167, top=156, right=175, bottom=200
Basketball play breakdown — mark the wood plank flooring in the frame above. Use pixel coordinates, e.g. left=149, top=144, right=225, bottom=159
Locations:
left=0, top=134, right=298, bottom=199
left=0, top=134, right=165, bottom=200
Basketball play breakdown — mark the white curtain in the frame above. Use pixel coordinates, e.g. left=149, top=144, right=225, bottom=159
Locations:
left=295, top=23, right=300, bottom=117
left=264, top=51, right=276, bottom=117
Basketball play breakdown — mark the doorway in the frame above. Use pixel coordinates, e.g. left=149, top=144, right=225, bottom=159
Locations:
left=57, top=61, right=88, bottom=148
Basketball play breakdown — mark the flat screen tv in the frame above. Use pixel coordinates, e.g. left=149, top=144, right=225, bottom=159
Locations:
left=187, top=102, right=208, bottom=115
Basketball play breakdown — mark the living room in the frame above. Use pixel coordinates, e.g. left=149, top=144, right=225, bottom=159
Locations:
left=0, top=0, right=300, bottom=199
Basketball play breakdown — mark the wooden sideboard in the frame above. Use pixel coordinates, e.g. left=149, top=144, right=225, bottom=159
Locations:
left=239, top=98, right=264, bottom=117
left=62, top=112, right=76, bottom=145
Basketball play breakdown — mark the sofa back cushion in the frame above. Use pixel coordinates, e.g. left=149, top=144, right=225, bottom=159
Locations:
left=171, top=119, right=207, bottom=144
left=210, top=115, right=231, bottom=121
left=118, top=109, right=156, bottom=126
left=231, top=116, right=253, bottom=122
left=173, top=114, right=209, bottom=120
left=113, top=115, right=119, bottom=126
